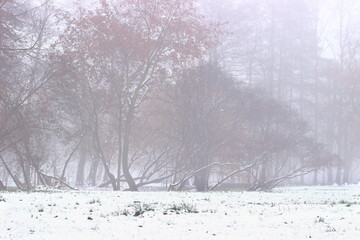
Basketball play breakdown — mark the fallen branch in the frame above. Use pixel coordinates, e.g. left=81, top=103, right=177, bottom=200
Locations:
left=39, top=172, right=78, bottom=190
left=209, top=154, right=265, bottom=191
left=169, top=162, right=239, bottom=191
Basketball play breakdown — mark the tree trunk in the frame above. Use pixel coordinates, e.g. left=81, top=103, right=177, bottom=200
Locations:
left=0, top=179, right=5, bottom=190
left=122, top=108, right=138, bottom=191
left=88, top=158, right=99, bottom=186
left=93, top=113, right=118, bottom=190
left=0, top=155, right=23, bottom=189
left=342, top=163, right=351, bottom=184
left=20, top=160, right=32, bottom=190
left=101, top=165, right=107, bottom=183
left=116, top=102, right=123, bottom=191
left=313, top=170, right=318, bottom=185
left=327, top=166, right=333, bottom=185
left=76, top=144, right=87, bottom=186
left=335, top=164, right=342, bottom=185
left=194, top=169, right=208, bottom=191
left=260, top=160, right=268, bottom=184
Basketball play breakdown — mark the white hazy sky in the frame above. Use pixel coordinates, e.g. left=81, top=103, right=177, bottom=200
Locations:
left=49, top=0, right=360, bottom=59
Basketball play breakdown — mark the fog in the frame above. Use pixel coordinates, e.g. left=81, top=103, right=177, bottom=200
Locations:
left=2, top=0, right=360, bottom=239
left=1, top=0, right=360, bottom=192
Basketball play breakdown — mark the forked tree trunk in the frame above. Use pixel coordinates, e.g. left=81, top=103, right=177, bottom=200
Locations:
left=93, top=113, right=118, bottom=190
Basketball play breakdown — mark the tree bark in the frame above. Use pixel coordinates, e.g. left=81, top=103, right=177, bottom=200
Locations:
left=76, top=144, right=86, bottom=186
left=0, top=179, right=5, bottom=190
left=116, top=101, right=123, bottom=191
left=122, top=104, right=138, bottom=191
left=342, top=163, right=351, bottom=184
left=327, top=166, right=333, bottom=184
left=88, top=158, right=99, bottom=186
left=20, top=159, right=32, bottom=190
left=313, top=170, right=318, bottom=185
left=93, top=112, right=117, bottom=190
left=194, top=169, right=208, bottom=191
left=335, top=164, right=342, bottom=185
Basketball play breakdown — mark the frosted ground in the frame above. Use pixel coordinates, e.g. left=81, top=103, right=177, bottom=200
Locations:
left=0, top=185, right=359, bottom=240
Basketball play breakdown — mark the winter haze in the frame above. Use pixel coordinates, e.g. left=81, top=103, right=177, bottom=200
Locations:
left=0, top=0, right=360, bottom=239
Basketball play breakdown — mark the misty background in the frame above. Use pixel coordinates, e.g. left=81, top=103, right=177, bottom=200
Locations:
left=1, top=0, right=360, bottom=191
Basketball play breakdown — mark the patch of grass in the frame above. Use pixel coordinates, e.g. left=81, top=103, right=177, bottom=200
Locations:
left=168, top=203, right=198, bottom=213
left=315, top=216, right=325, bottom=223
left=120, top=209, right=130, bottom=216
left=338, top=200, right=359, bottom=206
left=37, top=205, right=44, bottom=212
left=247, top=202, right=264, bottom=205
left=133, top=203, right=155, bottom=216
left=202, top=209, right=217, bottom=213
left=122, top=202, right=156, bottom=217
left=88, top=198, right=101, bottom=204
left=142, top=203, right=156, bottom=212
left=110, top=208, right=131, bottom=217
left=0, top=195, right=5, bottom=202
left=325, top=226, right=336, bottom=232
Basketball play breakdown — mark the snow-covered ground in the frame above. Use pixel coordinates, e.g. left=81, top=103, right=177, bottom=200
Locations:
left=0, top=185, right=359, bottom=240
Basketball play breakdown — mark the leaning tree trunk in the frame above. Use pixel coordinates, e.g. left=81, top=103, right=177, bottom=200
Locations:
left=0, top=179, right=5, bottom=190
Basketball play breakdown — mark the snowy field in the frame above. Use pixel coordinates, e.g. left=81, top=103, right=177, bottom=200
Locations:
left=0, top=185, right=359, bottom=240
